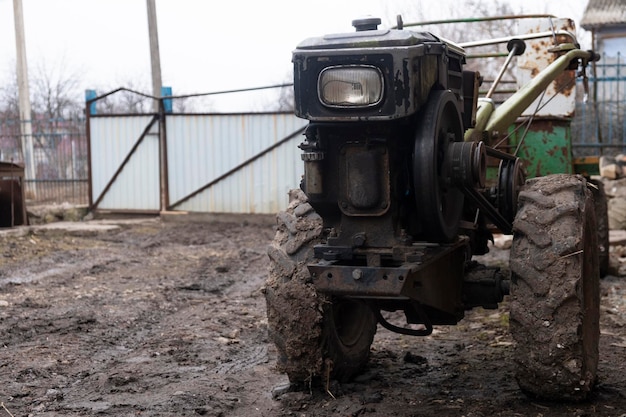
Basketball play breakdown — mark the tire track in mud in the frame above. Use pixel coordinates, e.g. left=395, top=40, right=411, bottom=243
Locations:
left=0, top=247, right=122, bottom=288
left=213, top=345, right=269, bottom=375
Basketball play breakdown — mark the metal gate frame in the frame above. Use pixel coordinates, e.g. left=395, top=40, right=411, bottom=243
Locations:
left=86, top=88, right=306, bottom=214
left=88, top=113, right=161, bottom=212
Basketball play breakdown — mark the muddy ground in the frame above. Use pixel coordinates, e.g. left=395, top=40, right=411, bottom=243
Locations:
left=1, top=213, right=626, bottom=417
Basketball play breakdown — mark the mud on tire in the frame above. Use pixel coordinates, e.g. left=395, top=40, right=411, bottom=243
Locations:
left=588, top=178, right=609, bottom=277
left=510, top=174, right=600, bottom=401
left=264, top=190, right=377, bottom=384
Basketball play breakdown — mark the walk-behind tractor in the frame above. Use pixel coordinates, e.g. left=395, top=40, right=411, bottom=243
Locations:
left=265, top=15, right=603, bottom=401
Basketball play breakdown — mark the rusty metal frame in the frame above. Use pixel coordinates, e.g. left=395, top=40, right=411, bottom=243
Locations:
left=309, top=238, right=468, bottom=318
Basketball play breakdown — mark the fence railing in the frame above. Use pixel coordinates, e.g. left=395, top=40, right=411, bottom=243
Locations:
left=573, top=52, right=626, bottom=157
left=0, top=117, right=89, bottom=205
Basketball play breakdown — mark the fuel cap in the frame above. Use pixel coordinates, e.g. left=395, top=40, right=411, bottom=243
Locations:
left=352, top=17, right=381, bottom=31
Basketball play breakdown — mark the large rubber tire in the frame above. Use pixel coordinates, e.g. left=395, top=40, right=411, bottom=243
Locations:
left=264, top=190, right=377, bottom=385
left=588, top=178, right=609, bottom=277
left=510, top=174, right=600, bottom=401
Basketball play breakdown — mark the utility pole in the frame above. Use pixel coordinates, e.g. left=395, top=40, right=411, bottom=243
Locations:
left=146, top=0, right=163, bottom=112
left=146, top=0, right=168, bottom=212
left=13, top=0, right=36, bottom=187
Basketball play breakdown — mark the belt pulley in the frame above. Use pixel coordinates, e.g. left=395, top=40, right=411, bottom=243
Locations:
left=413, top=90, right=465, bottom=242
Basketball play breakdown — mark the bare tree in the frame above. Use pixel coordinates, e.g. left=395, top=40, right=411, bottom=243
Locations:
left=384, top=0, right=522, bottom=101
left=0, top=70, right=20, bottom=118
left=0, top=58, right=84, bottom=121
left=95, top=78, right=153, bottom=114
left=249, top=69, right=295, bottom=112
left=0, top=73, right=22, bottom=162
left=0, top=58, right=86, bottom=181
left=92, top=79, right=207, bottom=114
left=28, top=60, right=84, bottom=180
left=276, top=78, right=295, bottom=112
left=167, top=93, right=213, bottom=113
left=30, top=60, right=83, bottom=120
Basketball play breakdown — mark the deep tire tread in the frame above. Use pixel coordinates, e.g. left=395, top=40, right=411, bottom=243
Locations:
left=510, top=174, right=600, bottom=402
left=265, top=190, right=376, bottom=385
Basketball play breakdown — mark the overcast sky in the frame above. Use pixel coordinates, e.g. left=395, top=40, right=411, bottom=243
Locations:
left=0, top=0, right=590, bottom=111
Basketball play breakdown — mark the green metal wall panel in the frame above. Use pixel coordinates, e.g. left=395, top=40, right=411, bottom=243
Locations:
left=508, top=119, right=574, bottom=178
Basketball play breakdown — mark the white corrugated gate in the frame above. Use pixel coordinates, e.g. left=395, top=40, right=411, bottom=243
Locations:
left=89, top=115, right=161, bottom=211
left=88, top=112, right=307, bottom=214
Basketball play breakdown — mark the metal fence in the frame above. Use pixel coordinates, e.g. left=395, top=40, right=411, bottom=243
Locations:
left=573, top=52, right=626, bottom=157
left=0, top=117, right=89, bottom=205
left=86, top=99, right=307, bottom=214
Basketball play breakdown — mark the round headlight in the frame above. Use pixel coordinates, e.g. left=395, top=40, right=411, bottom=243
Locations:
left=318, top=66, right=383, bottom=107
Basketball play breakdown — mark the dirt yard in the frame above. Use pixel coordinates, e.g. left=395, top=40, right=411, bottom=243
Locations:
left=1, top=212, right=626, bottom=416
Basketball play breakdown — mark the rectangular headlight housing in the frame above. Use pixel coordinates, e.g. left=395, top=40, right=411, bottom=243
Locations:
left=318, top=66, right=383, bottom=108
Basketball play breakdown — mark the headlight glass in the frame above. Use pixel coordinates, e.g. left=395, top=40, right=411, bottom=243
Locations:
left=318, top=66, right=383, bottom=107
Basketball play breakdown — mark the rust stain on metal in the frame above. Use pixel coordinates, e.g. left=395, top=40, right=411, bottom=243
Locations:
left=531, top=119, right=557, bottom=135
left=516, top=17, right=578, bottom=118
left=532, top=39, right=549, bottom=53
left=554, top=71, right=575, bottom=98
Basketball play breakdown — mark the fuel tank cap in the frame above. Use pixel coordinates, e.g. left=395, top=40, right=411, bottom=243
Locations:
left=352, top=17, right=381, bottom=31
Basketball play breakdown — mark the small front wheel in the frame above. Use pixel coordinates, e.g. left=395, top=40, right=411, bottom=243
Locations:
left=322, top=297, right=377, bottom=382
